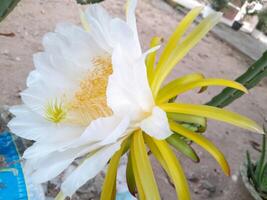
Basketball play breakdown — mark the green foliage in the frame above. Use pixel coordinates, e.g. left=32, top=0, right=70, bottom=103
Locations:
left=207, top=50, right=267, bottom=108
left=247, top=130, right=267, bottom=199
left=166, top=133, right=200, bottom=162
left=257, top=8, right=267, bottom=35
left=76, top=0, right=104, bottom=4
left=208, top=0, right=229, bottom=11
left=0, top=0, right=20, bottom=23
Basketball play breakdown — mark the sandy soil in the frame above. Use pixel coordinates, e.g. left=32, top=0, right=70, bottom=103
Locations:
left=0, top=0, right=267, bottom=199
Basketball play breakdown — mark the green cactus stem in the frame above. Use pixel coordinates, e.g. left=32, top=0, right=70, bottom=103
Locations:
left=0, top=0, right=20, bottom=23
left=207, top=50, right=267, bottom=108
left=76, top=0, right=104, bottom=4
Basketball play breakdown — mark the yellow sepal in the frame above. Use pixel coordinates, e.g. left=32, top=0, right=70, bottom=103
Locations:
left=170, top=121, right=230, bottom=175
left=126, top=151, right=136, bottom=196
left=100, top=141, right=128, bottom=200
left=146, top=36, right=163, bottom=85
left=144, top=135, right=191, bottom=200
left=154, top=7, right=203, bottom=84
left=79, top=9, right=90, bottom=32
left=131, top=130, right=160, bottom=200
left=151, top=12, right=221, bottom=97
left=157, top=78, right=248, bottom=103
left=167, top=112, right=206, bottom=132
left=161, top=103, right=264, bottom=134
left=55, top=192, right=65, bottom=200
left=157, top=73, right=205, bottom=103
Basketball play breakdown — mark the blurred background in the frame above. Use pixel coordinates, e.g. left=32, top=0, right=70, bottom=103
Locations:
left=0, top=0, right=267, bottom=199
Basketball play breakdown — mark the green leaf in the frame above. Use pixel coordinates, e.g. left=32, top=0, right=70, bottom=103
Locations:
left=166, top=133, right=199, bottom=162
left=256, top=134, right=266, bottom=184
left=246, top=151, right=258, bottom=187
left=76, top=0, right=104, bottom=4
left=260, top=164, right=267, bottom=192
left=0, top=0, right=20, bottom=23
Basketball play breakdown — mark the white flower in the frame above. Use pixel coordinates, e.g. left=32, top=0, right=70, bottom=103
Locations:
left=8, top=0, right=172, bottom=197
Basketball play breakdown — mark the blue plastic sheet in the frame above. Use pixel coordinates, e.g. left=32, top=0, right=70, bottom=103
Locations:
left=116, top=191, right=136, bottom=200
left=0, top=131, right=28, bottom=200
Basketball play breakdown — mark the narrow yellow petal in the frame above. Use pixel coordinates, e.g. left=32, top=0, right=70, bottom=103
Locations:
left=157, top=73, right=205, bottom=102
left=167, top=112, right=206, bottom=132
left=157, top=78, right=248, bottom=103
left=170, top=121, right=230, bottom=175
left=131, top=130, right=160, bottom=200
left=144, top=135, right=169, bottom=171
left=131, top=143, right=146, bottom=200
left=155, top=7, right=203, bottom=79
left=151, top=12, right=221, bottom=97
left=79, top=9, right=90, bottom=32
left=55, top=192, right=65, bottom=200
left=126, top=151, right=136, bottom=195
left=161, top=103, right=264, bottom=134
left=146, top=36, right=163, bottom=85
left=100, top=141, right=128, bottom=200
left=144, top=135, right=191, bottom=200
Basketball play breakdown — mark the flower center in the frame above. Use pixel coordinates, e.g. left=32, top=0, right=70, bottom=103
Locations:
left=44, top=56, right=113, bottom=125
left=45, top=99, right=67, bottom=123
left=67, top=56, right=113, bottom=125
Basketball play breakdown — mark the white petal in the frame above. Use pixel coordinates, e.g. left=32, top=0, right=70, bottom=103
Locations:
left=9, top=105, right=82, bottom=143
left=107, top=45, right=154, bottom=121
left=126, top=0, right=137, bottom=31
left=42, top=25, right=103, bottom=73
left=26, top=70, right=41, bottom=87
left=126, top=0, right=141, bottom=55
left=8, top=105, right=49, bottom=141
left=26, top=145, right=91, bottom=183
left=85, top=4, right=113, bottom=52
left=67, top=115, right=130, bottom=149
left=109, top=18, right=140, bottom=59
left=140, top=106, right=172, bottom=139
left=23, top=127, right=83, bottom=159
left=61, top=142, right=122, bottom=197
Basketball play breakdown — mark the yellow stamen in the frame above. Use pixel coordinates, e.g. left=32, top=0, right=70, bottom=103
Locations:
left=45, top=99, right=67, bottom=123
left=67, top=56, right=113, bottom=125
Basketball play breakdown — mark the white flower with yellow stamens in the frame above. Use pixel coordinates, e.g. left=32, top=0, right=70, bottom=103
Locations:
left=8, top=0, right=263, bottom=199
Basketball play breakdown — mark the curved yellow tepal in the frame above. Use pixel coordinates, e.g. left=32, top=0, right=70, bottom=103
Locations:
left=126, top=152, right=136, bottom=196
left=146, top=135, right=191, bottom=200
left=170, top=121, right=230, bottom=176
left=157, top=78, right=248, bottom=103
left=152, top=12, right=221, bottom=97
left=131, top=131, right=161, bottom=200
left=146, top=36, right=163, bottom=85
left=131, top=149, right=145, bottom=200
left=158, top=73, right=205, bottom=101
left=167, top=112, right=206, bottom=132
left=55, top=192, right=65, bottom=200
left=156, top=6, right=203, bottom=69
left=144, top=135, right=169, bottom=171
left=161, top=103, right=264, bottom=134
left=79, top=9, right=90, bottom=32
left=100, top=142, right=127, bottom=200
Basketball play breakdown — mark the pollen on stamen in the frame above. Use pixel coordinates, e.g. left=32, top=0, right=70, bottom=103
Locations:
left=45, top=99, right=67, bottom=123
left=67, top=56, right=113, bottom=125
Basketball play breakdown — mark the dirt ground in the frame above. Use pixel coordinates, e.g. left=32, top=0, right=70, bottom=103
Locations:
left=0, top=0, right=267, bottom=199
